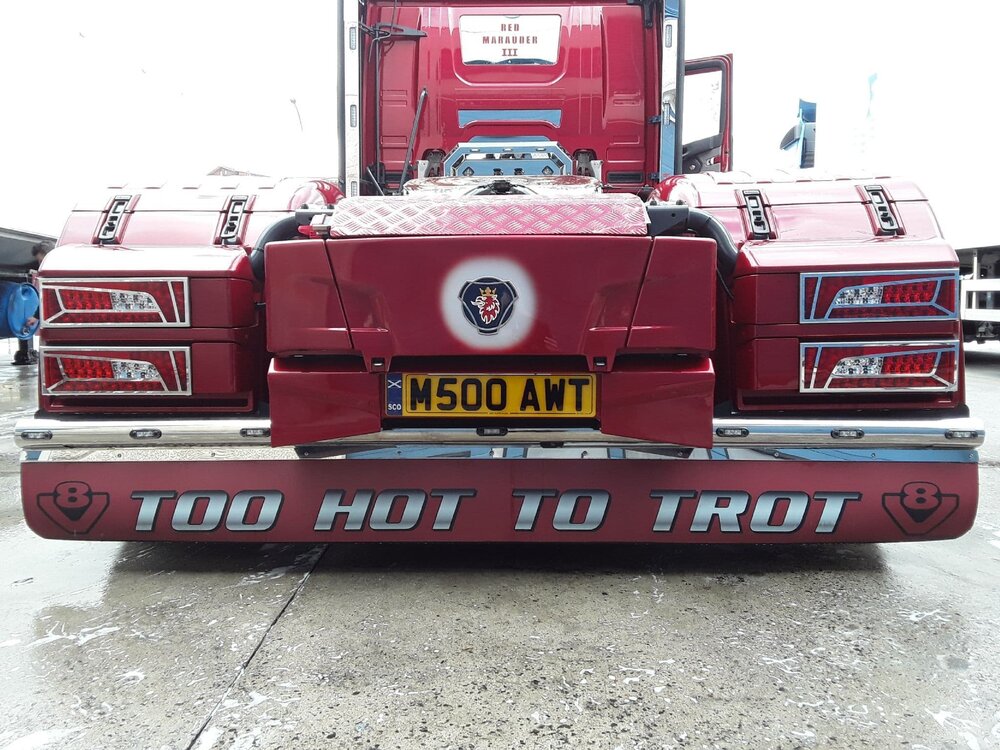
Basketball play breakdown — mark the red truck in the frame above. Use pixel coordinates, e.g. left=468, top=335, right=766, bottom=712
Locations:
left=16, top=0, right=982, bottom=543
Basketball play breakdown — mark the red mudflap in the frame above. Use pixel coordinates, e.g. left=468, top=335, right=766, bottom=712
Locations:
left=22, top=459, right=977, bottom=543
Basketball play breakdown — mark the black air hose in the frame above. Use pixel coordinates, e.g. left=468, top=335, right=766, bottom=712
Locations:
left=646, top=203, right=740, bottom=278
left=249, top=215, right=303, bottom=281
left=646, top=203, right=741, bottom=300
left=685, top=208, right=740, bottom=279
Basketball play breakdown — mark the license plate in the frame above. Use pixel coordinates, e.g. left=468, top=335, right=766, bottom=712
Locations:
left=386, top=373, right=596, bottom=417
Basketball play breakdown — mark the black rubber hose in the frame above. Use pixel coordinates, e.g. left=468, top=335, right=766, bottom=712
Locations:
left=685, top=207, right=740, bottom=278
left=646, top=203, right=741, bottom=279
left=249, top=215, right=302, bottom=281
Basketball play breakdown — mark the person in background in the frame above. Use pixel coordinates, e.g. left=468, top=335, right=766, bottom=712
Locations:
left=12, top=241, right=52, bottom=366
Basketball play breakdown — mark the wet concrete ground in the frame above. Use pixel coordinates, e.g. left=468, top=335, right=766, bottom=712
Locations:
left=1, top=341, right=998, bottom=749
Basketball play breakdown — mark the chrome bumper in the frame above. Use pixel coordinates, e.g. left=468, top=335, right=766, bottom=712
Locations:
left=14, top=414, right=985, bottom=450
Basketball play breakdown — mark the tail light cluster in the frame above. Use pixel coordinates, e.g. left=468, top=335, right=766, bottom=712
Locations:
left=39, top=278, right=189, bottom=327
left=41, top=347, right=191, bottom=395
left=801, top=341, right=958, bottom=393
left=800, top=270, right=958, bottom=322
left=34, top=249, right=260, bottom=413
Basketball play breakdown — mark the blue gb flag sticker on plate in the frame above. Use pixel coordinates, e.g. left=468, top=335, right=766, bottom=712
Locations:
left=459, top=277, right=518, bottom=335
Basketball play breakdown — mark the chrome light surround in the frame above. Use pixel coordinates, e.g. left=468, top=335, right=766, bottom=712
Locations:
left=799, top=340, right=960, bottom=393
left=799, top=269, right=959, bottom=323
left=40, top=346, right=193, bottom=396
left=39, top=277, right=190, bottom=327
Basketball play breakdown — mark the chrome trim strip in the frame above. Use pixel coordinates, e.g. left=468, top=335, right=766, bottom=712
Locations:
left=39, top=277, right=191, bottom=328
left=799, top=269, right=959, bottom=323
left=20, top=446, right=979, bottom=465
left=14, top=415, right=985, bottom=450
left=342, top=0, right=361, bottom=196
left=799, top=340, right=960, bottom=393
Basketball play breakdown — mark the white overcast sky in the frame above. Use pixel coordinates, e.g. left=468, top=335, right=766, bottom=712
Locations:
left=1, top=1, right=996, bottom=248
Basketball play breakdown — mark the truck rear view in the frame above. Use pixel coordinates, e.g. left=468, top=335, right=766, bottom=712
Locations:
left=17, top=0, right=982, bottom=543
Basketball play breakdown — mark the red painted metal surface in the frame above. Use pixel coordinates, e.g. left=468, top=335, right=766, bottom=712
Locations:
left=66, top=179, right=342, bottom=213
left=326, top=235, right=653, bottom=360
left=190, top=343, right=259, bottom=396
left=266, top=362, right=714, bottom=445
left=730, top=242, right=961, bottom=335
left=736, top=240, right=957, bottom=275
left=58, top=179, right=342, bottom=248
left=628, top=237, right=716, bottom=351
left=21, top=458, right=978, bottom=543
left=39, top=275, right=258, bottom=330
left=651, top=175, right=943, bottom=248
left=599, top=359, right=714, bottom=445
left=38, top=173, right=973, bottom=425
left=651, top=174, right=929, bottom=209
left=41, top=244, right=255, bottom=278
left=267, top=233, right=720, bottom=363
left=41, top=327, right=257, bottom=345
left=362, top=2, right=661, bottom=188
left=268, top=358, right=382, bottom=446
left=189, top=279, right=257, bottom=328
left=265, top=239, right=352, bottom=354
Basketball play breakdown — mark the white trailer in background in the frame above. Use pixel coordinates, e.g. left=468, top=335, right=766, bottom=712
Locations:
left=777, top=75, right=1000, bottom=344
left=959, top=248, right=1000, bottom=342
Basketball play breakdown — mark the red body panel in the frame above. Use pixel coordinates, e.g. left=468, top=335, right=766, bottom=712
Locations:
left=735, top=240, right=957, bottom=276
left=42, top=244, right=255, bottom=278
left=628, top=237, right=716, bottom=351
left=651, top=174, right=929, bottom=208
left=265, top=240, right=352, bottom=354
left=22, top=458, right=978, bottom=543
left=328, top=234, right=651, bottom=360
left=268, top=358, right=382, bottom=445
left=58, top=179, right=342, bottom=249
left=598, top=359, right=714, bottom=444
left=264, top=233, right=716, bottom=362
left=189, top=279, right=257, bottom=329
left=266, top=362, right=715, bottom=446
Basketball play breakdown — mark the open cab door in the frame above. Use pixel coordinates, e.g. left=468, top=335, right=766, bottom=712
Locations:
left=779, top=98, right=817, bottom=168
left=681, top=55, right=733, bottom=173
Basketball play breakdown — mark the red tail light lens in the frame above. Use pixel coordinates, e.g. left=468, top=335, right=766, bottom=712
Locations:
left=39, top=278, right=189, bottom=326
left=41, top=347, right=191, bottom=395
left=800, top=341, right=959, bottom=392
left=800, top=270, right=958, bottom=322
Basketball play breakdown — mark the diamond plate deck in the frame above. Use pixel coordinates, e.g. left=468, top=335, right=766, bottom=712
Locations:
left=325, top=195, right=649, bottom=236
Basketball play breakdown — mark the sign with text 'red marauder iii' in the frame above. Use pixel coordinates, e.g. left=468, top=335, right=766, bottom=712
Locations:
left=21, top=459, right=978, bottom=543
left=459, top=15, right=561, bottom=65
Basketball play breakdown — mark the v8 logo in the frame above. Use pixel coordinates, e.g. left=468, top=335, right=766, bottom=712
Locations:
left=37, top=481, right=110, bottom=534
left=882, top=481, right=959, bottom=536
